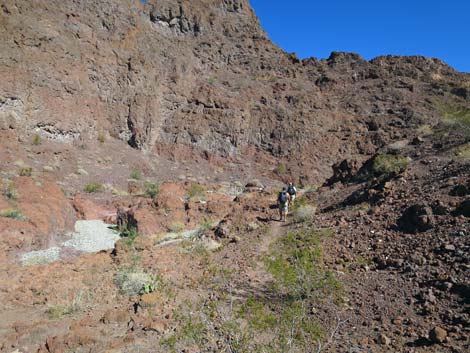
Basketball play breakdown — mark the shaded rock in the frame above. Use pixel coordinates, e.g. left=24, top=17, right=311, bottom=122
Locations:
left=449, top=182, right=469, bottom=196
left=429, top=326, right=447, bottom=343
left=326, top=158, right=362, bottom=185
left=377, top=333, right=391, bottom=346
left=454, top=199, right=470, bottom=217
left=214, top=219, right=230, bottom=238
left=397, top=203, right=434, bottom=233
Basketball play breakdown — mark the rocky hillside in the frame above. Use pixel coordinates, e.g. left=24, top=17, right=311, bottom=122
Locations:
left=0, top=1, right=469, bottom=352
left=1, top=0, right=469, bottom=183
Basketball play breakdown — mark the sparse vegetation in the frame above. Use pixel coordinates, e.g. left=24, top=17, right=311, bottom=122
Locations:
left=32, top=134, right=42, bottom=145
left=144, top=181, right=159, bottom=198
left=187, top=183, right=206, bottom=200
left=163, top=228, right=343, bottom=352
left=275, top=162, right=287, bottom=175
left=97, top=132, right=106, bottom=144
left=119, top=226, right=139, bottom=246
left=207, top=76, right=216, bottom=85
left=115, top=266, right=162, bottom=296
left=0, top=208, right=25, bottom=220
left=168, top=221, right=185, bottom=233
left=371, top=153, right=409, bottom=180
left=19, top=167, right=32, bottom=177
left=436, top=103, right=470, bottom=138
left=84, top=182, right=104, bottom=193
left=130, top=168, right=141, bottom=180
left=47, top=291, right=85, bottom=320
left=3, top=182, right=18, bottom=200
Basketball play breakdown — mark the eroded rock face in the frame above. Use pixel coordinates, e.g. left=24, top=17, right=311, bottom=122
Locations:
left=1, top=0, right=469, bottom=183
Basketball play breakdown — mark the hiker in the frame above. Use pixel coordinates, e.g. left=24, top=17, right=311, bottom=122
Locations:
left=278, top=187, right=291, bottom=222
left=287, top=182, right=297, bottom=205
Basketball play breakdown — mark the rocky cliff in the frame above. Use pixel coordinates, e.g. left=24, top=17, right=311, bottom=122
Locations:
left=1, top=0, right=469, bottom=183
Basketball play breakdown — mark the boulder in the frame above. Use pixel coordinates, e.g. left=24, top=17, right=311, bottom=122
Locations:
left=455, top=199, right=470, bottom=217
left=397, top=203, right=434, bottom=233
left=429, top=326, right=447, bottom=343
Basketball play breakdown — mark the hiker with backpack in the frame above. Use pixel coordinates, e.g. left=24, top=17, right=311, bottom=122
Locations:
left=287, top=182, right=297, bottom=205
left=278, top=187, right=291, bottom=222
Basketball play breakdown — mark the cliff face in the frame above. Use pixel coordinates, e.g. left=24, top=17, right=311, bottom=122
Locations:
left=1, top=0, right=469, bottom=182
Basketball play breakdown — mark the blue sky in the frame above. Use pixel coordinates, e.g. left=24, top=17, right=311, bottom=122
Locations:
left=250, top=0, right=470, bottom=73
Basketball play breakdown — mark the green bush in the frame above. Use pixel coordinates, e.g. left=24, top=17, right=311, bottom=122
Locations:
left=168, top=222, right=185, bottom=233
left=275, top=163, right=287, bottom=175
left=119, top=226, right=139, bottom=245
left=84, top=182, right=104, bottom=193
left=130, top=169, right=141, bottom=180
left=265, top=228, right=341, bottom=300
left=187, top=183, right=206, bottom=200
left=115, top=266, right=161, bottom=296
left=371, top=154, right=409, bottom=179
left=97, top=132, right=105, bottom=144
left=19, top=167, right=32, bottom=177
left=144, top=181, right=159, bottom=198
left=32, top=134, right=42, bottom=146
left=0, top=208, right=25, bottom=220
left=3, top=182, right=18, bottom=200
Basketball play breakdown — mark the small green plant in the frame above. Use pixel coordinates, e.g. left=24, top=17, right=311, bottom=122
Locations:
left=120, top=226, right=139, bottom=246
left=84, top=182, right=104, bottom=193
left=275, top=162, right=287, bottom=175
left=265, top=228, right=342, bottom=300
left=32, top=134, right=41, bottom=146
left=97, top=132, right=105, bottom=144
left=187, top=183, right=206, bottom=200
left=3, top=182, right=18, bottom=200
left=0, top=208, right=25, bottom=220
left=130, top=168, right=141, bottom=180
left=371, top=154, right=409, bottom=180
left=19, top=167, right=32, bottom=177
left=144, top=181, right=159, bottom=198
left=115, top=266, right=161, bottom=296
left=46, top=290, right=84, bottom=319
left=207, top=76, right=216, bottom=85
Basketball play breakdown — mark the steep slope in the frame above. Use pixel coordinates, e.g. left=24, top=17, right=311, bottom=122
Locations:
left=1, top=0, right=469, bottom=183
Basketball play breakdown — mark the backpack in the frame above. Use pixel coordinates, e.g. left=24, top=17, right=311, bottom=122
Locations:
left=287, top=185, right=296, bottom=195
left=279, top=192, right=288, bottom=204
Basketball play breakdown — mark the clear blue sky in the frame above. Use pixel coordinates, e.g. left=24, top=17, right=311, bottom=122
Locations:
left=250, top=0, right=470, bottom=73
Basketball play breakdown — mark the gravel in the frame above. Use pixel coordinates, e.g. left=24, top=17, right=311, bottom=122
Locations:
left=63, top=220, right=120, bottom=253
left=20, top=247, right=61, bottom=266
left=21, top=220, right=120, bottom=266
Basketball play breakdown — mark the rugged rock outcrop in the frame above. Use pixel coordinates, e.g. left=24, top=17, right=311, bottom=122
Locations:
left=1, top=0, right=469, bottom=184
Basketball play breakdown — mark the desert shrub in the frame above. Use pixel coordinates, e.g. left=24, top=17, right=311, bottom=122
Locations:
left=84, top=182, right=104, bottom=193
left=292, top=204, right=317, bottom=223
left=275, top=162, right=287, bottom=175
left=371, top=154, right=409, bottom=179
left=3, top=182, right=18, bottom=200
left=0, top=208, right=24, bottom=220
left=120, top=226, right=139, bottom=246
left=47, top=291, right=84, bottom=319
left=207, top=76, right=216, bottom=85
left=32, top=134, right=42, bottom=145
left=115, top=267, right=161, bottom=296
left=19, top=167, right=32, bottom=177
left=187, top=183, right=205, bottom=200
left=130, top=168, right=141, bottom=180
left=97, top=132, right=105, bottom=144
left=265, top=228, right=342, bottom=300
left=144, top=181, right=159, bottom=198
left=168, top=221, right=185, bottom=233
